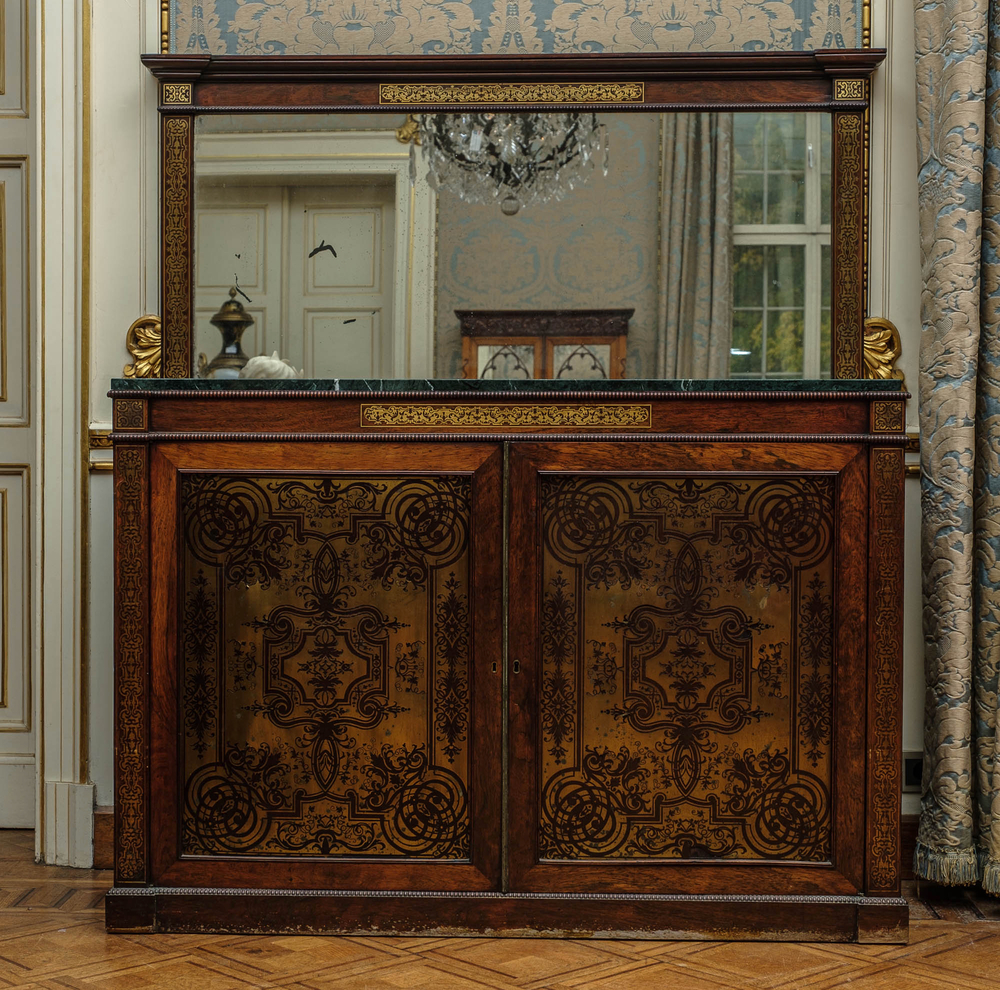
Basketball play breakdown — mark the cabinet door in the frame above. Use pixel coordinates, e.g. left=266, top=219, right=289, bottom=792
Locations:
left=508, top=442, right=867, bottom=896
left=149, top=442, right=503, bottom=891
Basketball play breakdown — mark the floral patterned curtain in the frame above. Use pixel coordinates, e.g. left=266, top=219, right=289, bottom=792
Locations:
left=914, top=0, right=1000, bottom=893
left=657, top=113, right=734, bottom=378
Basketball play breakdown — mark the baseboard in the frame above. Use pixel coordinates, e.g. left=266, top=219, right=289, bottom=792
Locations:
left=94, top=806, right=114, bottom=870
left=901, top=814, right=918, bottom=880
left=43, top=781, right=95, bottom=867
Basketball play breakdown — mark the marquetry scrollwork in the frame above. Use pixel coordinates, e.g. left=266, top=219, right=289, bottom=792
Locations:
left=114, top=399, right=147, bottom=431
left=380, top=82, right=644, bottom=106
left=868, top=448, right=904, bottom=893
left=872, top=399, right=905, bottom=434
left=162, top=82, right=193, bottom=104
left=163, top=117, right=192, bottom=377
left=361, top=404, right=651, bottom=429
left=833, top=79, right=866, bottom=101
left=122, top=315, right=162, bottom=379
left=115, top=447, right=149, bottom=882
left=537, top=475, right=836, bottom=862
left=179, top=474, right=474, bottom=859
left=834, top=113, right=864, bottom=378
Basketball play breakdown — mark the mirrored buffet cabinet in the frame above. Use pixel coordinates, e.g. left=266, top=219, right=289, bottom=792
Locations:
left=108, top=49, right=908, bottom=942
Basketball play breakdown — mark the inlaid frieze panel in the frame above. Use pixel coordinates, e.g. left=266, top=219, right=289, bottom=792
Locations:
left=537, top=474, right=835, bottom=862
left=179, top=472, right=473, bottom=859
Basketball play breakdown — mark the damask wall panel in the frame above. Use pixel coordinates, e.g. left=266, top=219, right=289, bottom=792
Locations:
left=532, top=471, right=837, bottom=864
left=168, top=1, right=863, bottom=55
left=178, top=472, right=477, bottom=861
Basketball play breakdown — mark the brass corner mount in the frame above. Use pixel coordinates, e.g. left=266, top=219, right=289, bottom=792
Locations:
left=863, top=317, right=904, bottom=388
left=123, top=315, right=163, bottom=379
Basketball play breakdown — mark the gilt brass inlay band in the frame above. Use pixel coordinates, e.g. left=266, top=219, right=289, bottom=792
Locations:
left=379, top=82, right=644, bottom=106
left=361, top=404, right=652, bottom=429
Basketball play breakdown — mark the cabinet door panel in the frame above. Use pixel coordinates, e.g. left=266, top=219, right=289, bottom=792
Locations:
left=508, top=442, right=867, bottom=895
left=150, top=442, right=503, bottom=891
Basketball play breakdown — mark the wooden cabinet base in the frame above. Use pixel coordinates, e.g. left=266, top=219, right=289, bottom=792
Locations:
left=105, top=888, right=908, bottom=942
left=108, top=382, right=910, bottom=944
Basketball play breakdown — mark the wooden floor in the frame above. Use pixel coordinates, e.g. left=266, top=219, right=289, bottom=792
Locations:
left=2, top=832, right=1000, bottom=989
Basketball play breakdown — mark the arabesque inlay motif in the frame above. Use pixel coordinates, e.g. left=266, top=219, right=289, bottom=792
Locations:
left=380, top=82, right=644, bottom=105
left=114, top=399, right=147, bottom=431
left=834, top=112, right=863, bottom=378
left=162, top=82, right=193, bottom=104
left=180, top=474, right=474, bottom=859
left=115, top=447, right=149, bottom=882
left=868, top=448, right=903, bottom=892
left=872, top=400, right=905, bottom=434
left=833, top=78, right=866, bottom=101
left=163, top=117, right=192, bottom=377
left=538, top=474, right=836, bottom=861
left=361, top=404, right=651, bottom=429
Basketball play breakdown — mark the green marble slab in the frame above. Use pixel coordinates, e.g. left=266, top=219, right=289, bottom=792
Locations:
left=110, top=378, right=906, bottom=395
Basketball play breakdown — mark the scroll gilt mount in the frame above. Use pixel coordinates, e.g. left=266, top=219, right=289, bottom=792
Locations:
left=395, top=114, right=421, bottom=146
left=123, top=315, right=163, bottom=379
left=863, top=317, right=904, bottom=389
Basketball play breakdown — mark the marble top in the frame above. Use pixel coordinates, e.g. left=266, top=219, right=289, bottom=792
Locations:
left=110, top=378, right=907, bottom=396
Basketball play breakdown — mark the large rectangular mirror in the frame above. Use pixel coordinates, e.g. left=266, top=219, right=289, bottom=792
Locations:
left=192, top=110, right=832, bottom=381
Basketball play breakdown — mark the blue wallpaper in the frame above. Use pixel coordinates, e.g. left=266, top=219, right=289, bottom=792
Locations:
left=170, top=1, right=863, bottom=55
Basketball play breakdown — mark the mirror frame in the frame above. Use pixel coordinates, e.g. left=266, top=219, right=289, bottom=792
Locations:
left=142, top=49, right=886, bottom=380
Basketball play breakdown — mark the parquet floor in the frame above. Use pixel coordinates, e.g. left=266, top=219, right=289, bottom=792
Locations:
left=2, top=831, right=1000, bottom=989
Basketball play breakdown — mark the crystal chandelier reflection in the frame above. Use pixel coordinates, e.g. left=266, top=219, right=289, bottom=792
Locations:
left=414, top=112, right=608, bottom=215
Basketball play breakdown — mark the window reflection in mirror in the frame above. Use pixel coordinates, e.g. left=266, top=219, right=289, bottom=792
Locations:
left=192, top=111, right=831, bottom=381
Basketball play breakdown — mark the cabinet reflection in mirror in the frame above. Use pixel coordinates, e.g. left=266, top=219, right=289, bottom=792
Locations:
left=193, top=111, right=831, bottom=381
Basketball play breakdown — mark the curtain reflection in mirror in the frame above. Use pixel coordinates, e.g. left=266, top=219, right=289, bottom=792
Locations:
left=657, top=113, right=733, bottom=379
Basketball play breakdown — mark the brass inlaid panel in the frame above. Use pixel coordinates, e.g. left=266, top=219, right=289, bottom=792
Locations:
left=163, top=117, right=192, bottom=377
left=833, top=112, right=863, bottom=378
left=868, top=447, right=904, bottom=892
left=833, top=79, right=866, bottom=101
left=872, top=399, right=905, bottom=434
left=379, top=82, right=644, bottom=106
left=361, top=404, right=652, bottom=429
left=162, top=82, right=192, bottom=105
left=115, top=446, right=149, bottom=882
left=538, top=475, right=835, bottom=861
left=180, top=474, right=473, bottom=859
left=114, top=399, right=147, bottom=431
